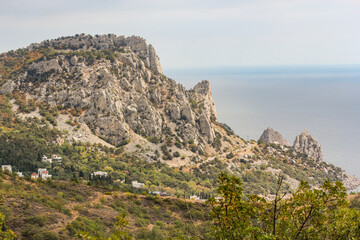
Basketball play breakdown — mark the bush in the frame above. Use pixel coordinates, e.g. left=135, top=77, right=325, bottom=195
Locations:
left=173, top=151, right=180, bottom=158
left=226, top=152, right=234, bottom=159
left=134, top=218, right=150, bottom=227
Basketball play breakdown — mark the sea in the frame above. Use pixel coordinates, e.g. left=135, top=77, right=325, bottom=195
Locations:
left=164, top=65, right=360, bottom=178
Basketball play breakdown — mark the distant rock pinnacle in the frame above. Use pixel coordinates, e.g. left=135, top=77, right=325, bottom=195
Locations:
left=293, top=130, right=323, bottom=162
left=259, top=127, right=290, bottom=146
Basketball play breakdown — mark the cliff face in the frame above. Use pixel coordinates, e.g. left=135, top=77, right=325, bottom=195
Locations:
left=293, top=130, right=323, bottom=162
left=1, top=34, right=217, bottom=151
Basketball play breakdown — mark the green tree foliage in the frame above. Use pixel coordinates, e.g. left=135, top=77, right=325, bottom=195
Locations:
left=207, top=173, right=266, bottom=239
left=208, top=172, right=360, bottom=240
left=0, top=212, right=16, bottom=240
left=76, top=213, right=132, bottom=240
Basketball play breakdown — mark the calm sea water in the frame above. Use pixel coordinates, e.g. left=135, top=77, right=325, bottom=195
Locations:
left=164, top=65, right=360, bottom=178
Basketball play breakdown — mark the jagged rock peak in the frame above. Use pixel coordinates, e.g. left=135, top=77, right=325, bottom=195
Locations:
left=259, top=127, right=290, bottom=146
left=191, top=80, right=217, bottom=121
left=26, top=33, right=162, bottom=74
left=293, top=130, right=323, bottom=162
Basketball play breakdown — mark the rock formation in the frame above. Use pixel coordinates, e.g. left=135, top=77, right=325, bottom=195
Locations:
left=1, top=34, right=217, bottom=149
left=1, top=33, right=359, bottom=192
left=293, top=130, right=323, bottom=162
left=259, top=127, right=290, bottom=146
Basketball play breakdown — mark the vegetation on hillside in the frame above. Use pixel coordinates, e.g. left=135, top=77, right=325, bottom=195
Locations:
left=0, top=171, right=211, bottom=239
left=2, top=170, right=358, bottom=239
left=1, top=38, right=358, bottom=239
left=207, top=173, right=360, bottom=239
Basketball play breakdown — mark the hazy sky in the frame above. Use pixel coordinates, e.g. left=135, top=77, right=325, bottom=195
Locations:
left=1, top=0, right=360, bottom=68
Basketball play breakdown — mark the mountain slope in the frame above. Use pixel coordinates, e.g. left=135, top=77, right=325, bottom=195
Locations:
left=0, top=33, right=359, bottom=195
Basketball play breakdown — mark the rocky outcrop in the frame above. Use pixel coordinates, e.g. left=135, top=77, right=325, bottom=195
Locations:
left=0, top=80, right=16, bottom=94
left=148, top=45, right=162, bottom=74
left=198, top=114, right=214, bottom=141
left=30, top=59, right=62, bottom=73
left=293, top=130, right=323, bottom=162
left=181, top=106, right=195, bottom=124
left=342, top=175, right=360, bottom=190
left=4, top=34, right=217, bottom=148
left=259, top=127, right=290, bottom=146
left=191, top=80, right=217, bottom=121
left=27, top=34, right=162, bottom=74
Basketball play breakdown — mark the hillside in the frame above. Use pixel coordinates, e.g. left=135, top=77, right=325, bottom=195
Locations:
left=0, top=33, right=359, bottom=200
left=0, top=171, right=211, bottom=239
left=1, top=170, right=360, bottom=239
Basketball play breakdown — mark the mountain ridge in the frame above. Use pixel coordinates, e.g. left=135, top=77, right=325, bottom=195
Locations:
left=0, top=33, right=359, bottom=194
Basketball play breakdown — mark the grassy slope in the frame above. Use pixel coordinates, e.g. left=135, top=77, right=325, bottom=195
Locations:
left=0, top=172, right=211, bottom=240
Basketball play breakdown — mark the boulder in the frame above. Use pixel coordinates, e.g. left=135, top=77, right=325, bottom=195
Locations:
left=30, top=59, right=62, bottom=73
left=181, top=106, right=195, bottom=124
left=168, top=103, right=181, bottom=121
left=0, top=80, right=16, bottom=94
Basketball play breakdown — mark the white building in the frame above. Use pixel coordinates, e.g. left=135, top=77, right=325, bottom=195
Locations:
left=51, top=154, right=62, bottom=163
left=132, top=181, right=145, bottom=188
left=41, top=171, right=52, bottom=180
left=15, top=172, right=23, bottom=177
left=36, top=168, right=52, bottom=179
left=91, top=171, right=108, bottom=177
left=38, top=168, right=47, bottom=176
left=1, top=165, right=12, bottom=173
left=42, top=155, right=52, bottom=164
left=31, top=173, right=39, bottom=179
left=42, top=154, right=62, bottom=164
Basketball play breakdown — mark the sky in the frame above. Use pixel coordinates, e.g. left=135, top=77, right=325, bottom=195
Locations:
left=1, top=0, right=360, bottom=68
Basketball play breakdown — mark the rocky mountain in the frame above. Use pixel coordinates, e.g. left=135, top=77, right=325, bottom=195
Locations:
left=259, top=127, right=290, bottom=146
left=293, top=130, right=323, bottom=162
left=1, top=34, right=219, bottom=163
left=0, top=33, right=359, bottom=193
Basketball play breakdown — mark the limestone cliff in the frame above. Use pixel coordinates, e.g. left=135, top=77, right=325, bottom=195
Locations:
left=1, top=34, right=217, bottom=153
left=293, top=130, right=323, bottom=162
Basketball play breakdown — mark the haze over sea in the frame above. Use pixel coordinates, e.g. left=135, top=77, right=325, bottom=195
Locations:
left=165, top=65, right=360, bottom=178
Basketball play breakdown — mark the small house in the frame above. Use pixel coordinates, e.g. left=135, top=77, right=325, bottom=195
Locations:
left=31, top=173, right=39, bottom=179
left=51, top=154, right=62, bottom=161
left=132, top=181, right=145, bottom=188
left=42, top=155, right=52, bottom=164
left=41, top=171, right=52, bottom=180
left=1, top=165, right=12, bottom=173
left=91, top=171, right=108, bottom=177
left=15, top=172, right=23, bottom=177
left=38, top=168, right=47, bottom=176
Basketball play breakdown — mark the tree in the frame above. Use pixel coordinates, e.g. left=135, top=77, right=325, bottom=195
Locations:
left=208, top=173, right=360, bottom=240
left=207, top=172, right=266, bottom=239
left=76, top=213, right=132, bottom=240
left=0, top=212, right=16, bottom=240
